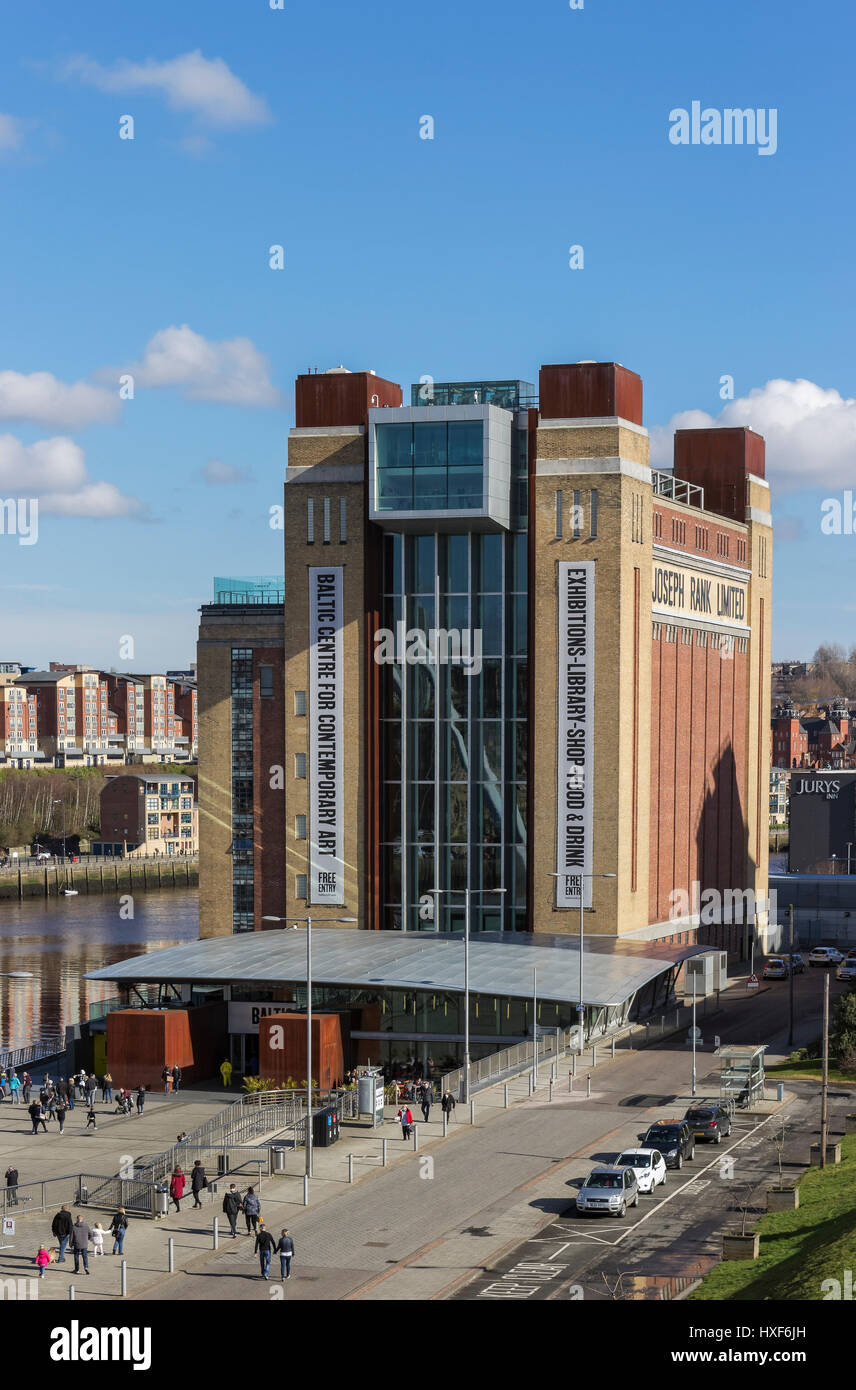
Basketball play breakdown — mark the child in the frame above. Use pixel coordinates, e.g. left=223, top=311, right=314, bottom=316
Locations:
left=35, top=1246, right=50, bottom=1280
left=90, top=1223, right=105, bottom=1256
left=85, top=1105, right=97, bottom=1130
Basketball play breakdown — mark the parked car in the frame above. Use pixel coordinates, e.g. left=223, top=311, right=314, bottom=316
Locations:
left=789, top=953, right=806, bottom=974
left=34, top=851, right=52, bottom=862
left=763, top=958, right=789, bottom=980
left=641, top=1120, right=695, bottom=1169
left=575, top=1165, right=639, bottom=1217
left=835, top=960, right=856, bottom=982
left=845, top=948, right=856, bottom=961
left=614, top=1148, right=668, bottom=1192
left=683, top=1102, right=733, bottom=1144
left=808, top=947, right=843, bottom=966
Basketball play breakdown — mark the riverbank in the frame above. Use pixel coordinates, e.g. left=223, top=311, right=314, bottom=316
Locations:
left=0, top=858, right=198, bottom=900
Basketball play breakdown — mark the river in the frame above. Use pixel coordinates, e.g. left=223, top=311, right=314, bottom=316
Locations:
left=0, top=889, right=199, bottom=1053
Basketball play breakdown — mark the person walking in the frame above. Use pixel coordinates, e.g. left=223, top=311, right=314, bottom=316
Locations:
left=5, top=1165, right=18, bottom=1205
left=441, top=1090, right=456, bottom=1123
left=71, top=1216, right=92, bottom=1275
left=55, top=1098, right=68, bottom=1134
left=51, top=1205, right=74, bottom=1263
left=222, top=1184, right=242, bottom=1238
left=76, top=1070, right=87, bottom=1102
left=21, top=1072, right=32, bottom=1104
left=56, top=1077, right=68, bottom=1104
left=396, top=1107, right=409, bottom=1139
left=169, top=1166, right=185, bottom=1213
left=102, top=1072, right=113, bottom=1105
left=35, top=1245, right=50, bottom=1280
left=276, top=1229, right=295, bottom=1281
left=219, top=1058, right=233, bottom=1088
left=85, top=1073, right=97, bottom=1107
left=190, top=1159, right=207, bottom=1209
left=162, top=1065, right=172, bottom=1095
left=29, top=1100, right=47, bottom=1134
left=90, top=1223, right=105, bottom=1257
left=135, top=1086, right=146, bottom=1116
left=420, top=1086, right=432, bottom=1124
left=8, top=1071, right=21, bottom=1104
left=243, top=1186, right=261, bottom=1235
left=85, top=1102, right=97, bottom=1130
left=254, top=1221, right=277, bottom=1280
left=171, top=1064, right=182, bottom=1094
left=109, top=1208, right=128, bottom=1256
left=66, top=1078, right=75, bottom=1111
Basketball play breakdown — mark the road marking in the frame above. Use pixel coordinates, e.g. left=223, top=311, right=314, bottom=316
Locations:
left=682, top=1178, right=711, bottom=1194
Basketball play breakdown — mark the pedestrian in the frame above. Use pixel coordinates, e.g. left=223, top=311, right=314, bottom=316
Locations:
left=277, top=1229, right=295, bottom=1281
left=441, top=1090, right=456, bottom=1122
left=9, top=1071, right=21, bottom=1104
left=0, top=1068, right=7, bottom=1098
left=71, top=1216, right=92, bottom=1275
left=172, top=1064, right=182, bottom=1094
left=55, top=1099, right=68, bottom=1134
left=45, top=1091, right=57, bottom=1124
left=420, top=1087, right=432, bottom=1124
left=162, top=1065, right=172, bottom=1095
left=190, top=1159, right=207, bottom=1208
left=254, top=1221, right=277, bottom=1280
left=91, top=1223, right=105, bottom=1256
left=103, top=1071, right=113, bottom=1105
left=109, top=1208, right=128, bottom=1256
left=66, top=1078, right=75, bottom=1111
left=243, top=1186, right=261, bottom=1235
left=85, top=1103, right=97, bottom=1130
left=29, top=1100, right=47, bottom=1134
left=52, top=1205, right=74, bottom=1263
left=219, top=1058, right=233, bottom=1088
left=85, top=1073, right=97, bottom=1106
left=169, top=1166, right=185, bottom=1212
left=56, top=1077, right=68, bottom=1103
left=5, top=1165, right=18, bottom=1205
left=21, top=1071, right=31, bottom=1104
left=76, top=1070, right=86, bottom=1101
left=135, top=1086, right=146, bottom=1116
left=35, top=1245, right=50, bottom=1280
left=222, top=1184, right=242, bottom=1238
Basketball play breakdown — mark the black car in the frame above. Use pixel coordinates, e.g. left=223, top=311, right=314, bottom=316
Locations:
left=684, top=1102, right=732, bottom=1144
left=641, top=1120, right=695, bottom=1169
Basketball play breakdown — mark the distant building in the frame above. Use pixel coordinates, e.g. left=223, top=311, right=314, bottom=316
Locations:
left=769, top=767, right=789, bottom=823
left=772, top=696, right=856, bottom=769
left=93, top=771, right=199, bottom=856
left=0, top=675, right=40, bottom=765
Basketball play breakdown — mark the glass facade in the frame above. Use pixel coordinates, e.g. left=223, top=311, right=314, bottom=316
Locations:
left=376, top=420, right=484, bottom=512
left=379, top=418, right=529, bottom=933
left=231, top=648, right=254, bottom=932
left=409, top=380, right=536, bottom=411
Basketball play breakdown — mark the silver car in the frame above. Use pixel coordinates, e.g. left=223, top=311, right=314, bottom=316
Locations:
left=575, top=1164, right=639, bottom=1217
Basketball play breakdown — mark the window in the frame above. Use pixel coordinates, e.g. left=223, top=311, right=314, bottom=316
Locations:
left=147, top=814, right=158, bottom=825
left=294, top=690, right=307, bottom=716
left=295, top=814, right=307, bottom=839
left=339, top=497, right=347, bottom=543
left=590, top=487, right=598, bottom=539
left=307, top=497, right=314, bottom=544
left=322, top=496, right=331, bottom=544
left=572, top=490, right=581, bottom=540
left=259, top=665, right=274, bottom=698
left=376, top=420, right=483, bottom=511
left=295, top=753, right=307, bottom=778
left=296, top=873, right=308, bottom=899
left=555, top=489, right=563, bottom=539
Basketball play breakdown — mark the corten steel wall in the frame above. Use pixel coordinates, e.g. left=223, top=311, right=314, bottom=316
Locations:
left=295, top=371, right=401, bottom=428
left=258, top=1012, right=344, bottom=1089
left=106, top=1004, right=227, bottom=1088
left=539, top=362, right=643, bottom=425
left=99, top=775, right=145, bottom=842
left=674, top=428, right=765, bottom=523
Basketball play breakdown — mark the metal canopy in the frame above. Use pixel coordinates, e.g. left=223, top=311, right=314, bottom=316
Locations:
left=85, top=929, right=709, bottom=1008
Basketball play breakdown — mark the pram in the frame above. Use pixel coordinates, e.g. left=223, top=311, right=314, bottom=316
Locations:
left=115, top=1092, right=133, bottom=1115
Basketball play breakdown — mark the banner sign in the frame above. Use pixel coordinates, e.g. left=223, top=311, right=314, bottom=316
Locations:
left=651, top=557, right=749, bottom=629
left=309, top=567, right=345, bottom=904
left=556, top=561, right=595, bottom=909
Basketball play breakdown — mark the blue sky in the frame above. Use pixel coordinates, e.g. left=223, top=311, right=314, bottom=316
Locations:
left=1, top=0, right=854, bottom=667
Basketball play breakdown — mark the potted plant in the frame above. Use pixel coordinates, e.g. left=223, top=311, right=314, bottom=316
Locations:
left=766, top=1116, right=800, bottom=1210
left=722, top=1187, right=760, bottom=1260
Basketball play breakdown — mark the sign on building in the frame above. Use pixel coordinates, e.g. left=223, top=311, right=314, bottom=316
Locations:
left=308, top=567, right=345, bottom=904
left=556, top=561, right=595, bottom=909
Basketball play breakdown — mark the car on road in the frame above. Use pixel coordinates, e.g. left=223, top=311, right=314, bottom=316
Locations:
left=641, top=1119, right=695, bottom=1169
left=614, top=1148, right=668, bottom=1192
left=835, top=960, right=856, bottom=982
left=763, top=958, right=789, bottom=979
left=846, top=948, right=856, bottom=961
left=808, top=947, right=843, bottom=966
left=788, top=952, right=806, bottom=974
left=575, top=1165, right=639, bottom=1217
left=34, top=851, right=52, bottom=862
left=683, top=1102, right=733, bottom=1144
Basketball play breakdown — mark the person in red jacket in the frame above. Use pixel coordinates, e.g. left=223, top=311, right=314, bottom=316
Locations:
left=169, top=1166, right=186, bottom=1212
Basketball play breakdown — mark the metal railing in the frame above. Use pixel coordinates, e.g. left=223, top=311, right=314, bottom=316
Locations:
left=0, top=1172, right=160, bottom=1221
left=0, top=1042, right=66, bottom=1071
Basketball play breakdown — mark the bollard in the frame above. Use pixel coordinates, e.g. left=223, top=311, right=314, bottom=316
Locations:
left=551, top=1062, right=557, bottom=1083
left=571, top=1053, right=577, bottom=1078
left=675, top=1007, right=680, bottom=1028
left=592, top=1044, right=597, bottom=1068
left=646, top=1023, right=650, bottom=1045
left=69, top=1285, right=75, bottom=1301
left=549, top=1080, right=553, bottom=1103
left=528, top=1074, right=533, bottom=1097
left=568, top=1072, right=574, bottom=1092
left=777, top=1082, right=785, bottom=1103
left=443, top=1111, right=448, bottom=1136
left=504, top=1084, right=509, bottom=1110
left=168, top=1237, right=174, bottom=1273
left=611, top=1036, right=616, bottom=1060
left=348, top=1153, right=354, bottom=1184
left=382, top=1138, right=388, bottom=1167
left=470, top=1100, right=475, bottom=1126
left=303, top=1174, right=309, bottom=1206
left=213, top=1217, right=219, bottom=1250
left=586, top=1073, right=592, bottom=1099
left=413, top=1124, right=419, bottom=1151
left=121, top=1259, right=127, bottom=1297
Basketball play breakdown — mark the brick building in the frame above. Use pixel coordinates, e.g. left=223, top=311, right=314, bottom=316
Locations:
left=197, top=359, right=773, bottom=950
left=772, top=697, right=855, bottom=769
left=93, top=771, right=198, bottom=856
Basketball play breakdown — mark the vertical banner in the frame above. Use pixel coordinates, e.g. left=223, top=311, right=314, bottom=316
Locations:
left=308, top=567, right=345, bottom=903
left=556, top=561, right=595, bottom=908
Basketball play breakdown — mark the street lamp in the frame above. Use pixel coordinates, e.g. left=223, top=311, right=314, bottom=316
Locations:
left=52, top=798, right=67, bottom=864
left=549, top=872, right=617, bottom=1057
left=261, top=913, right=357, bottom=1177
left=427, top=887, right=506, bottom=1104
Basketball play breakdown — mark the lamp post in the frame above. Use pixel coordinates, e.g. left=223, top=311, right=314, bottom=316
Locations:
left=549, top=872, right=617, bottom=1057
left=428, top=888, right=506, bottom=1103
left=847, top=842, right=853, bottom=875
left=262, top=914, right=357, bottom=1177
left=52, top=798, right=66, bottom=864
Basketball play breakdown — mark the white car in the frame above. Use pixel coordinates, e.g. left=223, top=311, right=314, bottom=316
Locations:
left=614, top=1147, right=667, bottom=1193
left=835, top=961, right=856, bottom=982
left=809, top=947, right=843, bottom=966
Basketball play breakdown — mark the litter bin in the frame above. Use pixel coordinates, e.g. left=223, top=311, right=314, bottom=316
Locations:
left=154, top=1183, right=169, bottom=1218
left=217, top=1153, right=229, bottom=1177
left=272, top=1147, right=286, bottom=1173
left=312, top=1104, right=340, bottom=1148
left=777, top=1082, right=785, bottom=1103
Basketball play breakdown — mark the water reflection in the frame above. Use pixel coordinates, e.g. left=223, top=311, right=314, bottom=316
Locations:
left=0, top=890, right=198, bottom=1051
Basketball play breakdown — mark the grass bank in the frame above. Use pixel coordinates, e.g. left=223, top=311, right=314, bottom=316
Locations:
left=765, top=1058, right=856, bottom=1085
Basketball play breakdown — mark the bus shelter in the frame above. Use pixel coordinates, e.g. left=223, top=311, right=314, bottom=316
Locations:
left=716, top=1045, right=767, bottom=1108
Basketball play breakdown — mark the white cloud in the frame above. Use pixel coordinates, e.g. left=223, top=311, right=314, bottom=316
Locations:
left=0, top=435, right=143, bottom=517
left=0, top=370, right=119, bottom=429
left=201, top=458, right=254, bottom=486
left=64, top=50, right=271, bottom=129
left=652, top=379, right=856, bottom=493
left=119, top=324, right=281, bottom=407
left=0, top=114, right=25, bottom=151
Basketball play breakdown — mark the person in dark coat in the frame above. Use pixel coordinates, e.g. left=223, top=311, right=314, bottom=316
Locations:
left=71, top=1216, right=92, bottom=1274
left=136, top=1086, right=146, bottom=1115
left=109, top=1208, right=128, bottom=1256
left=29, top=1100, right=47, bottom=1134
left=243, top=1187, right=261, bottom=1234
left=5, top=1166, right=18, bottom=1205
left=222, top=1184, right=242, bottom=1237
left=51, top=1204, right=73, bottom=1262
left=55, top=1099, right=68, bottom=1134
left=420, top=1087, right=432, bottom=1124
left=190, top=1159, right=207, bottom=1208
left=171, top=1065, right=182, bottom=1093
left=276, top=1229, right=295, bottom=1280
left=441, top=1090, right=456, bottom=1121
left=254, top=1221, right=277, bottom=1279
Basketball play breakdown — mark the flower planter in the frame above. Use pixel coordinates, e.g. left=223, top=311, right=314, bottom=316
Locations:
left=810, top=1142, right=841, bottom=1166
left=766, top=1185, right=799, bottom=1211
left=722, top=1232, right=760, bottom=1261
left=844, top=1114, right=856, bottom=1135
